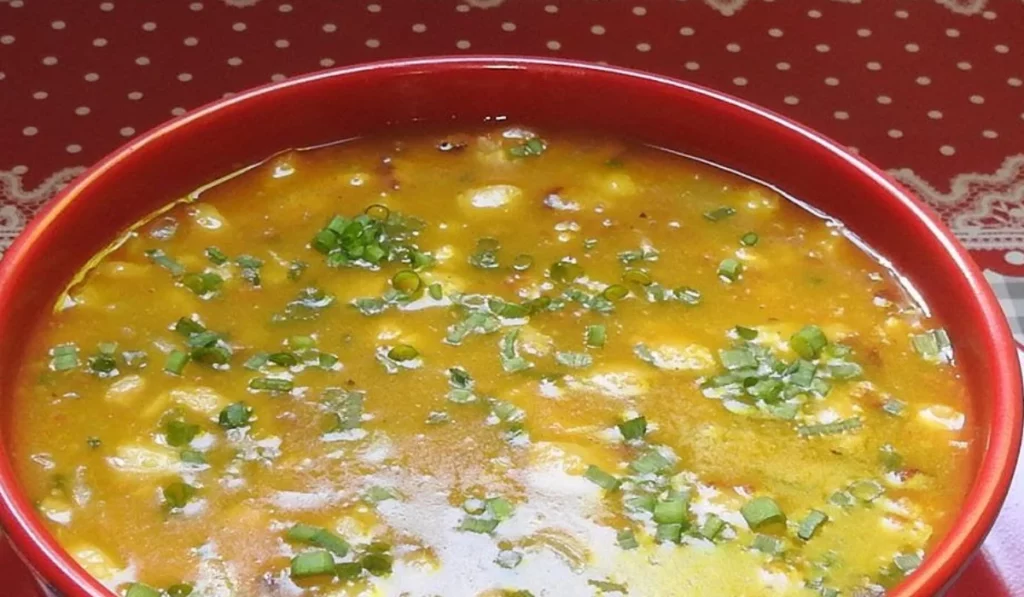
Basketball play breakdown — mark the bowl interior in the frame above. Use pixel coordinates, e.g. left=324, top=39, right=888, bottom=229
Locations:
left=0, top=57, right=1018, bottom=597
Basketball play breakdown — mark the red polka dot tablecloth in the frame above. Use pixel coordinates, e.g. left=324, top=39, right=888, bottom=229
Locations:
left=1, top=0, right=1023, bottom=595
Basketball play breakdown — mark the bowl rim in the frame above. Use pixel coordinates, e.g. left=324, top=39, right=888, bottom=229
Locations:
left=0, top=55, right=1020, bottom=597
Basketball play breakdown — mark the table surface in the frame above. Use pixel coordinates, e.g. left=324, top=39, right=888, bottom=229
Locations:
left=1, top=0, right=1023, bottom=595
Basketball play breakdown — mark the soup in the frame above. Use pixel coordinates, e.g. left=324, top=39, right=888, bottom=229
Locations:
left=11, top=128, right=975, bottom=597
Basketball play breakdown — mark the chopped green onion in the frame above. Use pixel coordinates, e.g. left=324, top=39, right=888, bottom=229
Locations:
left=700, top=514, right=727, bottom=540
left=555, top=351, right=592, bottom=369
left=243, top=352, right=269, bottom=370
left=911, top=329, right=952, bottom=363
left=364, top=486, right=399, bottom=504
left=391, top=270, right=422, bottom=295
left=174, top=317, right=206, bottom=337
left=703, top=206, right=736, bottom=221
left=719, top=347, right=756, bottom=370
left=428, top=283, right=443, bottom=300
left=205, top=246, right=228, bottom=265
left=512, top=254, right=534, bottom=271
left=751, top=534, right=785, bottom=556
left=387, top=344, right=419, bottom=362
left=164, top=350, right=190, bottom=375
left=791, top=325, right=828, bottom=359
left=469, top=238, right=501, bottom=269
left=617, top=416, right=647, bottom=441
left=626, top=494, right=656, bottom=513
left=218, top=402, right=252, bottom=429
left=850, top=479, right=884, bottom=502
left=460, top=516, right=500, bottom=534
left=335, top=562, right=363, bottom=580
left=735, top=326, right=759, bottom=340
left=740, top=232, right=759, bottom=246
left=797, top=509, right=829, bottom=541
left=286, top=524, right=350, bottom=557
left=289, top=550, right=336, bottom=578
left=125, top=584, right=162, bottom=597
left=145, top=249, right=185, bottom=276
left=585, top=324, right=607, bottom=348
left=718, top=258, right=743, bottom=282
left=882, top=397, right=906, bottom=416
left=507, top=137, right=547, bottom=158
left=676, top=286, right=702, bottom=306
left=602, top=284, right=629, bottom=301
left=486, top=497, right=515, bottom=521
left=549, top=260, right=583, bottom=283
left=630, top=449, right=673, bottom=475
left=584, top=465, right=621, bottom=491
left=266, top=352, right=298, bottom=367
left=182, top=272, right=223, bottom=296
left=588, top=579, right=628, bottom=593
left=165, top=420, right=199, bottom=447
left=50, top=344, right=80, bottom=371
left=621, top=269, right=652, bottom=286
left=655, top=523, right=682, bottom=543
left=617, top=529, right=638, bottom=550
left=163, top=481, right=196, bottom=509
left=828, top=490, right=855, bottom=509
left=180, top=449, right=206, bottom=464
left=797, top=417, right=862, bottom=438
left=893, top=552, right=922, bottom=574
left=248, top=377, right=294, bottom=392
left=166, top=584, right=195, bottom=597
left=653, top=496, right=689, bottom=525
left=740, top=496, right=786, bottom=529
left=360, top=551, right=394, bottom=577
left=618, top=247, right=659, bottom=264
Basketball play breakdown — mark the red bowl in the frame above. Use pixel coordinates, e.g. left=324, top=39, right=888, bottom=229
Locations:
left=0, top=57, right=1019, bottom=597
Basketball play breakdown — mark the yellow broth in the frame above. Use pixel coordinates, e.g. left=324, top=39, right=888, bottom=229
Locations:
left=11, top=128, right=975, bottom=597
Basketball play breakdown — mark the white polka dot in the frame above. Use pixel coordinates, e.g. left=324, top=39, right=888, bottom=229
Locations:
left=970, top=94, right=985, bottom=104
left=271, top=73, right=286, bottom=82
left=684, top=61, right=699, bottom=71
left=1009, top=77, right=1023, bottom=87
left=178, top=72, right=193, bottom=82
left=367, top=3, right=381, bottom=13
left=74, top=106, right=90, bottom=115
left=127, top=91, right=143, bottom=100
left=591, top=25, right=605, bottom=35
left=84, top=72, right=99, bottom=82
left=995, top=44, right=1009, bottom=54
left=100, top=2, right=115, bottom=11
left=0, top=35, right=14, bottom=44
left=816, top=43, right=830, bottom=53
left=866, top=61, right=882, bottom=71
left=776, top=62, right=790, bottom=71
left=275, top=39, right=290, bottom=48
left=183, top=36, right=199, bottom=46
left=768, top=28, right=783, bottom=38
left=227, top=56, right=243, bottom=66
left=732, top=76, right=748, bottom=86
left=66, top=144, right=82, bottom=154
left=877, top=95, right=892, bottom=105
left=940, top=145, right=956, bottom=156
left=322, top=23, right=337, bottom=33
left=1005, top=251, right=1024, bottom=266
left=982, top=129, right=998, bottom=139
left=679, top=26, right=694, bottom=36
left=92, top=37, right=107, bottom=47
left=22, top=126, right=38, bottom=136
left=190, top=2, right=203, bottom=10
left=887, top=129, right=903, bottom=138
left=928, top=110, right=943, bottom=119
left=135, top=56, right=149, bottom=66
left=456, top=3, right=470, bottom=12
left=12, top=165, right=28, bottom=175
left=916, top=75, right=931, bottom=85
left=946, top=28, right=960, bottom=38
left=635, top=42, right=650, bottom=52
left=833, top=110, right=850, bottom=120
left=957, top=61, right=972, bottom=70
left=51, top=20, right=66, bottom=30
left=848, top=146, right=860, bottom=154
left=32, top=91, right=47, bottom=99
left=456, top=40, right=471, bottom=50
left=319, top=58, right=334, bottom=67
left=784, top=95, right=800, bottom=105
left=857, top=28, right=871, bottom=37
left=279, top=3, right=293, bottom=12
left=233, top=22, right=247, bottom=32
left=824, top=76, right=839, bottom=86
left=410, top=23, right=426, bottom=33
left=905, top=43, right=919, bottom=52
left=142, top=22, right=156, bottom=32
left=894, top=9, right=909, bottom=18
left=171, top=107, right=186, bottom=116
left=982, top=10, right=996, bottom=19
left=547, top=40, right=562, bottom=51
left=120, top=126, right=135, bottom=136
left=501, top=22, right=516, bottom=32
left=807, top=9, right=822, bottom=18
left=42, top=56, right=58, bottom=66
left=365, top=38, right=380, bottom=48
left=544, top=4, right=558, bottom=13
left=632, top=6, right=647, bottom=16
left=726, top=42, right=741, bottom=52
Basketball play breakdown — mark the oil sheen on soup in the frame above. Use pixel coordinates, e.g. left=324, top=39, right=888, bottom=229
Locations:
left=12, top=128, right=975, bottom=597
